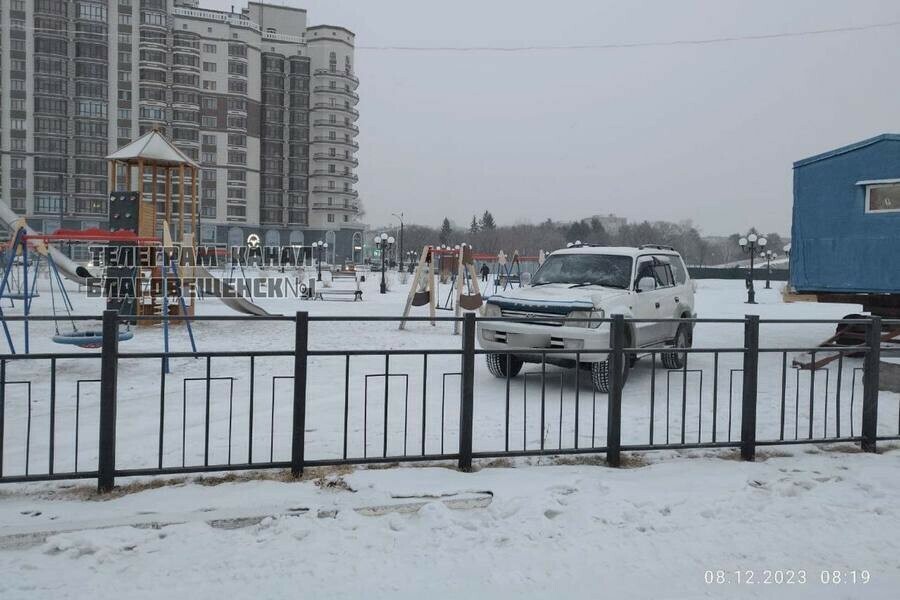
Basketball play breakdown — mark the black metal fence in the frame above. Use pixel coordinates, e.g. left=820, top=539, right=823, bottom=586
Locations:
left=688, top=266, right=789, bottom=281
left=0, top=312, right=896, bottom=492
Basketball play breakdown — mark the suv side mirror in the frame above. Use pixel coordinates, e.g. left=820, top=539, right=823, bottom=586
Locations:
left=636, top=276, right=656, bottom=292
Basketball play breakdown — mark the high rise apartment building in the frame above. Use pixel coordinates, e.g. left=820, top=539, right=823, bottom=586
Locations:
left=0, top=0, right=363, bottom=261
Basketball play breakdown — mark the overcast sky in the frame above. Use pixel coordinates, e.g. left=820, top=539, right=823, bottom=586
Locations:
left=206, top=0, right=900, bottom=236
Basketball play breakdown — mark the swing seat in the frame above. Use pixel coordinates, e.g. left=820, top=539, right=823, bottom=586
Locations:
left=52, top=329, right=134, bottom=348
left=411, top=291, right=431, bottom=307
left=459, top=293, right=483, bottom=311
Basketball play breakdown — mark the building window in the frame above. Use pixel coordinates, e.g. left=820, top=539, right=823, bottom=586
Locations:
left=202, top=152, right=216, bottom=163
left=77, top=1, right=108, bottom=22
left=203, top=80, right=217, bottom=90
left=201, top=116, right=218, bottom=128
left=203, top=43, right=217, bottom=53
left=865, top=182, right=900, bottom=213
left=140, top=11, right=166, bottom=26
left=202, top=134, right=216, bottom=146
left=327, top=214, right=335, bottom=223
left=203, top=62, right=217, bottom=72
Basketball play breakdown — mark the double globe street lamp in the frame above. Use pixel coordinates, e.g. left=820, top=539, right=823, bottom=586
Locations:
left=312, top=240, right=328, bottom=282
left=374, top=232, right=395, bottom=294
left=738, top=233, right=767, bottom=304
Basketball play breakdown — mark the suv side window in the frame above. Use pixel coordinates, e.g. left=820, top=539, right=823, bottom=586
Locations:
left=651, top=255, right=675, bottom=288
left=635, top=258, right=656, bottom=287
left=669, top=255, right=687, bottom=285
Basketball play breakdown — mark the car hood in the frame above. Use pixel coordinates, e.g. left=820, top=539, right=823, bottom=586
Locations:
left=487, top=284, right=629, bottom=313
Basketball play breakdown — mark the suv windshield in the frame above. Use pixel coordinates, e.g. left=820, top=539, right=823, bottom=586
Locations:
left=531, top=254, right=633, bottom=289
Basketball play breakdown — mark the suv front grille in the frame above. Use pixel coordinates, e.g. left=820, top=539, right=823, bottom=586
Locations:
left=500, top=309, right=566, bottom=327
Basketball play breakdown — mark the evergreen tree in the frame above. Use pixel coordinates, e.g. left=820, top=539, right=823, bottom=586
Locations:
left=480, top=210, right=497, bottom=230
left=566, top=220, right=590, bottom=243
left=588, top=217, right=610, bottom=245
left=439, top=218, right=452, bottom=245
left=469, top=215, right=480, bottom=234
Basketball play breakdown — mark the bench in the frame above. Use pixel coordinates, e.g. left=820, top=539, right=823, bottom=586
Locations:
left=315, top=289, right=363, bottom=301
left=332, top=273, right=357, bottom=281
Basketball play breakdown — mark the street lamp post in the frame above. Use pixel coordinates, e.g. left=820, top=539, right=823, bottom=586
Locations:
left=738, top=233, right=768, bottom=304
left=783, top=243, right=792, bottom=287
left=374, top=232, right=395, bottom=294
left=763, top=250, right=776, bottom=289
left=392, top=212, right=405, bottom=272
left=313, top=240, right=328, bottom=281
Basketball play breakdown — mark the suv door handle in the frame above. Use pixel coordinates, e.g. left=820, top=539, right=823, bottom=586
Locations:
left=655, top=302, right=660, bottom=309
left=674, top=296, right=680, bottom=303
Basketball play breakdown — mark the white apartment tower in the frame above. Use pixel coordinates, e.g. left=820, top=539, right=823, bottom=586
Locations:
left=0, top=0, right=363, bottom=262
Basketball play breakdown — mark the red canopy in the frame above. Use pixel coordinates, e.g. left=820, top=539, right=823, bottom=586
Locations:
left=23, top=228, right=160, bottom=244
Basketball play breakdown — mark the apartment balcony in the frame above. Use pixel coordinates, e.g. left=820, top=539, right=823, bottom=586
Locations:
left=312, top=120, right=359, bottom=134
left=312, top=137, right=359, bottom=149
left=311, top=187, right=358, bottom=197
left=312, top=153, right=358, bottom=166
left=264, top=30, right=305, bottom=44
left=313, top=68, right=359, bottom=85
left=311, top=170, right=358, bottom=182
left=312, top=86, right=359, bottom=103
left=312, top=103, right=359, bottom=118
left=172, top=6, right=262, bottom=33
left=312, top=202, right=358, bottom=211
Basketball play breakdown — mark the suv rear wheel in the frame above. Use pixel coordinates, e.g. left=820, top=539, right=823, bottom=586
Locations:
left=661, top=324, right=691, bottom=369
left=486, top=353, right=523, bottom=378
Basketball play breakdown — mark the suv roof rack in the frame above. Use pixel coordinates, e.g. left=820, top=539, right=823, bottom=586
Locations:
left=638, top=244, right=676, bottom=252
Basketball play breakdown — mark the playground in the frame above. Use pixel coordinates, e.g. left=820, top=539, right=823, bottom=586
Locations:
left=1, top=259, right=897, bottom=475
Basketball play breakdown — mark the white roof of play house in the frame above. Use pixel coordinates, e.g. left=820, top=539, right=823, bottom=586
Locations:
left=106, top=129, right=199, bottom=168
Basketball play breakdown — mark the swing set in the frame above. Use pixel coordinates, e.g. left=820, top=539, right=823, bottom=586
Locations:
left=0, top=227, right=142, bottom=353
left=399, top=244, right=485, bottom=333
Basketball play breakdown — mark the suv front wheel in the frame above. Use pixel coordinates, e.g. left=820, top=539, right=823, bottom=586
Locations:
left=486, top=353, right=523, bottom=378
left=590, top=355, right=630, bottom=394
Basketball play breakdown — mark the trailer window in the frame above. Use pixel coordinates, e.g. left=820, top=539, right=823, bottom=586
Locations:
left=866, top=183, right=900, bottom=213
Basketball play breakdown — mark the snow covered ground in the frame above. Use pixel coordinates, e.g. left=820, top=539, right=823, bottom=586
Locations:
left=1, top=449, right=899, bottom=599
left=0, top=273, right=896, bottom=475
left=1, top=272, right=899, bottom=598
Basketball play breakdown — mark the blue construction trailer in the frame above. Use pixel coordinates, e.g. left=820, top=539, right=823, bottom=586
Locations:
left=791, top=134, right=900, bottom=318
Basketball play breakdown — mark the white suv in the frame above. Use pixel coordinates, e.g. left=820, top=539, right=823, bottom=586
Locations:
left=479, top=244, right=696, bottom=392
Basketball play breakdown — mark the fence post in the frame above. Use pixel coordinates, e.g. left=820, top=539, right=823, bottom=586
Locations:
left=740, top=314, right=759, bottom=461
left=458, top=312, right=476, bottom=471
left=291, top=311, right=309, bottom=477
left=861, top=316, right=881, bottom=453
left=97, top=310, right=119, bottom=493
left=606, top=314, right=624, bottom=467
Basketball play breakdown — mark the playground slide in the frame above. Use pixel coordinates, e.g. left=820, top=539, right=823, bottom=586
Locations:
left=193, top=265, right=273, bottom=316
left=0, top=200, right=94, bottom=285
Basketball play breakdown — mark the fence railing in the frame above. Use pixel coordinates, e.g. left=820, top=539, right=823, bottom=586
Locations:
left=0, top=312, right=895, bottom=492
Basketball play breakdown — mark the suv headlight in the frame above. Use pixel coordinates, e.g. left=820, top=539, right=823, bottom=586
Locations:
left=482, top=303, right=501, bottom=318
left=568, top=309, right=604, bottom=328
